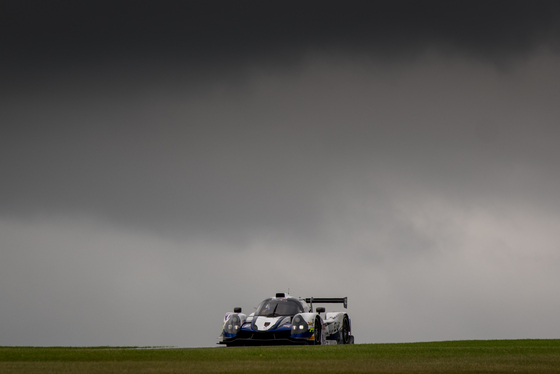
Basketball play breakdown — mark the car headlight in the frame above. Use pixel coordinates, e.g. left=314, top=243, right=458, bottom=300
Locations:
left=224, top=314, right=241, bottom=336
left=291, top=315, right=309, bottom=334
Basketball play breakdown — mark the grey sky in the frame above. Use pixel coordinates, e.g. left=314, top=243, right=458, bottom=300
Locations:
left=1, top=1, right=560, bottom=347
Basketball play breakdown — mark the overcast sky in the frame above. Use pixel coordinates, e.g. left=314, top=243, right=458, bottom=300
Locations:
left=2, top=1, right=560, bottom=347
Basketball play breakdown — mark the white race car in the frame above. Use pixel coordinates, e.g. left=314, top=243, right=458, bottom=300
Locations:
left=219, top=292, right=354, bottom=346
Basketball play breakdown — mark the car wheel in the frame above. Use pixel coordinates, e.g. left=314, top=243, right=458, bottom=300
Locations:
left=314, top=318, right=322, bottom=345
left=340, top=316, right=350, bottom=344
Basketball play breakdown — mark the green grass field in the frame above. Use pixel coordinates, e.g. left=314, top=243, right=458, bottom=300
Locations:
left=1, top=340, right=559, bottom=373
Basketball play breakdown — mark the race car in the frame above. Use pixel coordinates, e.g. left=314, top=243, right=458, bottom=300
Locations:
left=219, top=292, right=354, bottom=346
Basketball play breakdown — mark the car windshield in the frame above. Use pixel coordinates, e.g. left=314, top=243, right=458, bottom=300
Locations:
left=255, top=299, right=303, bottom=317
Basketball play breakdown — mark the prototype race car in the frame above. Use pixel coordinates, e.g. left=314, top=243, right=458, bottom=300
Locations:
left=219, top=292, right=354, bottom=346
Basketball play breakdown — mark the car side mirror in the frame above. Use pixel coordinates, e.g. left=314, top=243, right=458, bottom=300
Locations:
left=234, top=307, right=242, bottom=313
left=316, top=307, right=325, bottom=313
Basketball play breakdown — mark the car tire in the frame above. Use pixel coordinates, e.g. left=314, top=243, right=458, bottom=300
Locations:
left=314, top=318, right=322, bottom=345
left=340, top=316, right=350, bottom=344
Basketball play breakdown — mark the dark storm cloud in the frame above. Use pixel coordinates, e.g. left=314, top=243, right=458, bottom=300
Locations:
left=0, top=91, right=323, bottom=235
left=2, top=53, right=560, bottom=244
left=2, top=0, right=560, bottom=71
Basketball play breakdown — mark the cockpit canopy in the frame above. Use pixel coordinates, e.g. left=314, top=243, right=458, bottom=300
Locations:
left=255, top=298, right=305, bottom=317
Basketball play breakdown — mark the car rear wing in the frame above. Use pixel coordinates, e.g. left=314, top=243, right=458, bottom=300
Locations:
left=305, top=297, right=348, bottom=309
